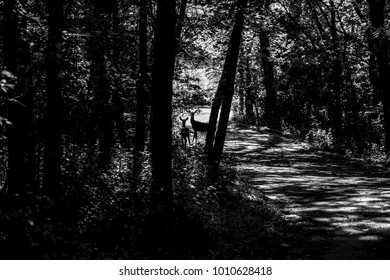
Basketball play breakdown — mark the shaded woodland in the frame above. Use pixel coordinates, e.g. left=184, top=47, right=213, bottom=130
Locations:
left=1, top=0, right=390, bottom=259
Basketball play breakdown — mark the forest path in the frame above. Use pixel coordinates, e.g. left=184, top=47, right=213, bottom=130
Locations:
left=224, top=125, right=390, bottom=259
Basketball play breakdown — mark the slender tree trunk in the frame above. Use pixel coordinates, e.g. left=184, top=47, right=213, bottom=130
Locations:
left=206, top=0, right=248, bottom=178
left=238, top=84, right=245, bottom=116
left=2, top=0, right=36, bottom=196
left=259, top=1, right=280, bottom=130
left=237, top=62, right=245, bottom=116
left=88, top=2, right=115, bottom=167
left=150, top=0, right=177, bottom=211
left=174, top=0, right=188, bottom=55
left=111, top=1, right=128, bottom=148
left=368, top=0, right=390, bottom=153
left=343, top=52, right=362, bottom=152
left=244, top=56, right=255, bottom=124
left=329, top=0, right=343, bottom=141
left=112, top=90, right=128, bottom=147
left=133, top=0, right=149, bottom=177
left=43, top=0, right=64, bottom=201
left=367, top=31, right=382, bottom=104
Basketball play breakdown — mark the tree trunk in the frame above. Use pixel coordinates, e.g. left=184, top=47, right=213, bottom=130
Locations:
left=150, top=0, right=177, bottom=211
left=206, top=0, right=248, bottom=178
left=367, top=32, right=382, bottom=105
left=111, top=1, right=128, bottom=148
left=259, top=1, right=281, bottom=130
left=368, top=0, right=390, bottom=153
left=175, top=0, right=188, bottom=55
left=133, top=0, right=149, bottom=177
left=237, top=62, right=245, bottom=116
left=43, top=0, right=64, bottom=201
left=2, top=0, right=36, bottom=196
left=329, top=0, right=343, bottom=141
left=244, top=56, right=255, bottom=124
left=88, top=1, right=115, bottom=166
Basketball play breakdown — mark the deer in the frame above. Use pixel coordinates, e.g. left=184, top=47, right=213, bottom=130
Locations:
left=179, top=115, right=191, bottom=147
left=188, top=109, right=209, bottom=144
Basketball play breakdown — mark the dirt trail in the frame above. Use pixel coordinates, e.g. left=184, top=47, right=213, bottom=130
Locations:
left=225, top=125, right=390, bottom=259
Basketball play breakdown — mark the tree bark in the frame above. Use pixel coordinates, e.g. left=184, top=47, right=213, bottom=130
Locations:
left=150, top=0, right=177, bottom=211
left=133, top=0, right=149, bottom=177
left=174, top=0, right=188, bottom=55
left=244, top=56, right=255, bottom=124
left=237, top=63, right=245, bottom=116
left=3, top=0, right=36, bottom=195
left=329, top=0, right=343, bottom=140
left=206, top=0, right=248, bottom=178
left=368, top=0, right=390, bottom=153
left=259, top=1, right=281, bottom=130
left=43, top=0, right=64, bottom=201
left=111, top=1, right=128, bottom=148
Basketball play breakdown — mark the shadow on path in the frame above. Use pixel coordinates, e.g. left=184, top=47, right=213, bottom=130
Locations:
left=225, top=125, right=390, bottom=259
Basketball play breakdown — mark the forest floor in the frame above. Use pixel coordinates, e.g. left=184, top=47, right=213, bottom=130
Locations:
left=224, top=124, right=390, bottom=259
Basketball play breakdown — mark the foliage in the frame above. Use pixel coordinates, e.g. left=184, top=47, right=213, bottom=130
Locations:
left=229, top=0, right=390, bottom=160
left=2, top=0, right=390, bottom=260
left=0, top=138, right=284, bottom=259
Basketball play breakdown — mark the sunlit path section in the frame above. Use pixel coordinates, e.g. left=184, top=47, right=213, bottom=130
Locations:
left=225, top=125, right=390, bottom=259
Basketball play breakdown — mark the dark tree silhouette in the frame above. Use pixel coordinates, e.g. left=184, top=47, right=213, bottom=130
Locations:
left=368, top=0, right=390, bottom=153
left=329, top=0, right=343, bottom=140
left=260, top=0, right=281, bottom=131
left=43, top=0, right=64, bottom=201
left=2, top=0, right=36, bottom=195
left=87, top=0, right=116, bottom=166
left=133, top=0, right=149, bottom=177
left=205, top=0, right=248, bottom=178
left=150, top=0, right=177, bottom=210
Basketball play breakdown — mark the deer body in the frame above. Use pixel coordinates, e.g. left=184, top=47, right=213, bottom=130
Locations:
left=180, top=116, right=191, bottom=147
left=189, top=110, right=208, bottom=144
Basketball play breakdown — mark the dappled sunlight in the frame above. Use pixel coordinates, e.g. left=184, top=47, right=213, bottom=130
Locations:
left=225, top=126, right=390, bottom=258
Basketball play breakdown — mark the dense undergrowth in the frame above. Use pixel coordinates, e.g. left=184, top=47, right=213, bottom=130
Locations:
left=0, top=135, right=285, bottom=259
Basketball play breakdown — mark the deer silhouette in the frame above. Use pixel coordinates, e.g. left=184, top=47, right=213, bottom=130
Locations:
left=188, top=109, right=209, bottom=144
left=179, top=115, right=191, bottom=147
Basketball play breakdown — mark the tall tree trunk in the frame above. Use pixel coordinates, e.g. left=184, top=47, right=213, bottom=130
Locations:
left=368, top=0, right=390, bottom=153
left=343, top=51, right=362, bottom=152
left=329, top=0, right=343, bottom=141
left=237, top=62, right=245, bottom=116
left=43, top=0, right=64, bottom=201
left=111, top=1, right=128, bottom=148
left=367, top=31, right=382, bottom=104
left=244, top=55, right=255, bottom=124
left=150, top=0, right=177, bottom=211
left=89, top=1, right=115, bottom=167
left=259, top=1, right=281, bottom=130
left=174, top=0, right=188, bottom=55
left=3, top=0, right=36, bottom=195
left=133, top=0, right=149, bottom=177
left=206, top=0, right=248, bottom=178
